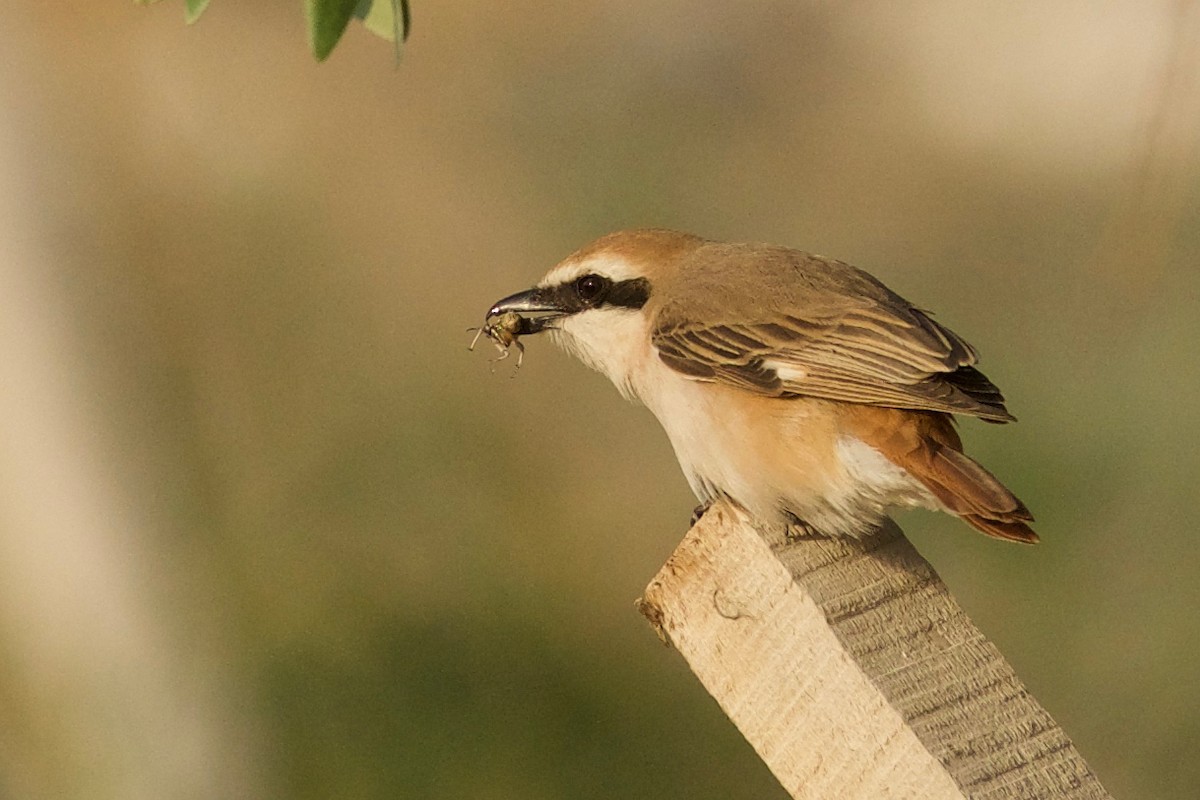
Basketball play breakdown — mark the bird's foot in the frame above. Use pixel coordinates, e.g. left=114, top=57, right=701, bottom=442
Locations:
left=783, top=513, right=831, bottom=543
left=690, top=499, right=715, bottom=527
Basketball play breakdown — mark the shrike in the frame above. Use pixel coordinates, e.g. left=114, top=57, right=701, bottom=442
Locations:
left=488, top=229, right=1036, bottom=543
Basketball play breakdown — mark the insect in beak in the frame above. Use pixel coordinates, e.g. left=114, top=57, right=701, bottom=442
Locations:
left=468, top=310, right=532, bottom=369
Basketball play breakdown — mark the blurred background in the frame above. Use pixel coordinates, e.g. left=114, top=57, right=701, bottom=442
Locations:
left=1, top=2, right=1197, bottom=797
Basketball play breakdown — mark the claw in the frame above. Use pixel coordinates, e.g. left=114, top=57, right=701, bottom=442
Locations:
left=783, top=512, right=828, bottom=542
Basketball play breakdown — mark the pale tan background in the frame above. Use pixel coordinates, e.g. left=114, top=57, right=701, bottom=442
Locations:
left=1, top=2, right=1197, bottom=798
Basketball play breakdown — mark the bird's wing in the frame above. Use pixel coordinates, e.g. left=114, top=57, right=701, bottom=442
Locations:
left=651, top=262, right=1013, bottom=421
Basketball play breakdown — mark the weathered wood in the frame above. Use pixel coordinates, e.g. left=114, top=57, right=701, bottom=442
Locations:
left=637, top=500, right=1110, bottom=800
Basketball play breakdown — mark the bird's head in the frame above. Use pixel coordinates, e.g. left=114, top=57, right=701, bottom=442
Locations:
left=487, top=229, right=703, bottom=394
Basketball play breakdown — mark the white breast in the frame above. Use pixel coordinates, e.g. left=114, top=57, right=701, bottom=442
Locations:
left=550, top=312, right=939, bottom=536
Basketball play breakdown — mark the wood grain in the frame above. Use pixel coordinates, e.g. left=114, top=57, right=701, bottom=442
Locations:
left=638, top=501, right=1110, bottom=800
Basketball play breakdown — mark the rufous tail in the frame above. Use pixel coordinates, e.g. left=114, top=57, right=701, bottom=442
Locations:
left=916, top=441, right=1038, bottom=544
left=846, top=408, right=1038, bottom=544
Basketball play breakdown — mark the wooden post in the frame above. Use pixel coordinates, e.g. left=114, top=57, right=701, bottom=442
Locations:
left=637, top=500, right=1111, bottom=800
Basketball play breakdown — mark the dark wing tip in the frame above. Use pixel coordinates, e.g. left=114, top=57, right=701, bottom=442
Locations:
left=941, top=365, right=1016, bottom=422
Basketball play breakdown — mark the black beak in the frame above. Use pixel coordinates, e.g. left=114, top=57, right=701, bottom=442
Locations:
left=488, top=288, right=565, bottom=334
left=488, top=287, right=563, bottom=317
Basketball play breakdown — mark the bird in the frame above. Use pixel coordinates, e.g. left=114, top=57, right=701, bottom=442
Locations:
left=487, top=229, right=1036, bottom=544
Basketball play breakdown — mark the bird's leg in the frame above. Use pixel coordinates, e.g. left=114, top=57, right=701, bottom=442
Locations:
left=783, top=512, right=830, bottom=542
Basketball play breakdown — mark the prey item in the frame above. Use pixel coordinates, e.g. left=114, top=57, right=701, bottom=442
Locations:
left=469, top=310, right=528, bottom=368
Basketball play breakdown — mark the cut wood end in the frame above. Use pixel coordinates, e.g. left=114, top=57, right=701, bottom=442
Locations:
left=634, top=595, right=671, bottom=646
left=634, top=499, right=1111, bottom=800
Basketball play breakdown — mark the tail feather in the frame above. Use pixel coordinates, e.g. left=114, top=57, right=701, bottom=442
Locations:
left=915, top=436, right=1038, bottom=544
left=929, top=446, right=1033, bottom=521
left=959, top=514, right=1039, bottom=544
left=846, top=408, right=1038, bottom=544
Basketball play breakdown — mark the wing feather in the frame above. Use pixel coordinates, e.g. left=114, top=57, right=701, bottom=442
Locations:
left=651, top=249, right=1013, bottom=421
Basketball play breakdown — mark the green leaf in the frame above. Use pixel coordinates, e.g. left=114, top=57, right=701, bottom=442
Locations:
left=355, top=0, right=411, bottom=59
left=185, top=0, right=212, bottom=24
left=306, top=0, right=361, bottom=61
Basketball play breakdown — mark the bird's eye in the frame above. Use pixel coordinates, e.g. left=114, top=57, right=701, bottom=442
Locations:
left=575, top=274, right=607, bottom=303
